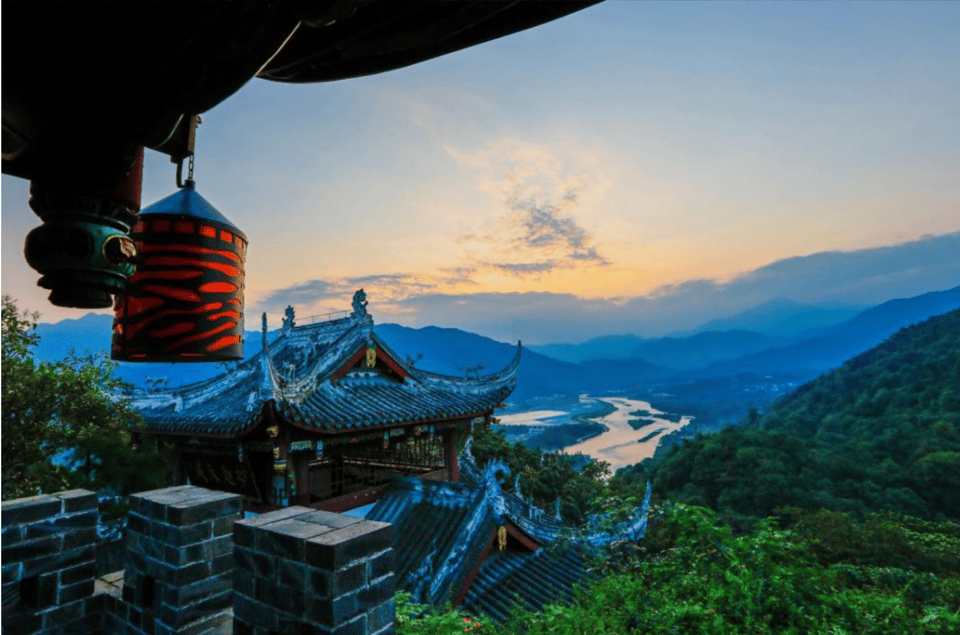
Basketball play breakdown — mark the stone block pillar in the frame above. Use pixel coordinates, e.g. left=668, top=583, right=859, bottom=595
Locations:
left=1, top=489, right=100, bottom=635
left=233, top=507, right=395, bottom=635
left=117, top=485, right=241, bottom=634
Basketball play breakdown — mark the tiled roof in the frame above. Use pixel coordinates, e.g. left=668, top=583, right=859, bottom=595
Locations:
left=366, top=463, right=617, bottom=624
left=366, top=476, right=496, bottom=606
left=460, top=546, right=596, bottom=624
left=126, top=308, right=520, bottom=437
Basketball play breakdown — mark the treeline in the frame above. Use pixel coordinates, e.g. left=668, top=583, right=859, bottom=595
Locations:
left=397, top=311, right=960, bottom=632
left=618, top=309, right=960, bottom=525
left=398, top=503, right=960, bottom=634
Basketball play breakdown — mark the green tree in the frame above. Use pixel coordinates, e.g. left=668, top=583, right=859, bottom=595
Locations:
left=1, top=295, right=169, bottom=500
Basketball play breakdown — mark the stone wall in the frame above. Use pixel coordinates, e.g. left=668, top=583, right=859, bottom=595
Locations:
left=233, top=507, right=395, bottom=635
left=104, top=486, right=241, bottom=634
left=1, top=486, right=397, bottom=635
left=1, top=489, right=102, bottom=634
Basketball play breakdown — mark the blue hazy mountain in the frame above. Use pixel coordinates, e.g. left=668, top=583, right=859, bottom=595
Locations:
left=374, top=324, right=667, bottom=403
left=628, top=330, right=792, bottom=371
left=530, top=329, right=792, bottom=371
left=681, top=285, right=960, bottom=380
left=684, top=298, right=866, bottom=337
left=529, top=300, right=859, bottom=364
left=31, top=285, right=959, bottom=400
left=32, top=316, right=666, bottom=402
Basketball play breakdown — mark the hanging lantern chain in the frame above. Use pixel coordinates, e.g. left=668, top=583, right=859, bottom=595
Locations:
left=186, top=152, right=195, bottom=185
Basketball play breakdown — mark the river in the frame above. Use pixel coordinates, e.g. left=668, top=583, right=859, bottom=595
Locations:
left=561, top=395, right=692, bottom=472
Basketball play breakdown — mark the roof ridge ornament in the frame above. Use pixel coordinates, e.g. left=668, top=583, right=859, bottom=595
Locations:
left=351, top=288, right=368, bottom=318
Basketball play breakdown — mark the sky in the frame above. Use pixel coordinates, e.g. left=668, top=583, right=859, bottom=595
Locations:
left=3, top=2, right=959, bottom=344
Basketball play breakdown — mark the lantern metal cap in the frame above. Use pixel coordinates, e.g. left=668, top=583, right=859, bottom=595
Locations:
left=139, top=180, right=247, bottom=242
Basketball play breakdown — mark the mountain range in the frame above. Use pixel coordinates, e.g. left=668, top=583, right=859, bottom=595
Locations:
left=32, top=285, right=960, bottom=404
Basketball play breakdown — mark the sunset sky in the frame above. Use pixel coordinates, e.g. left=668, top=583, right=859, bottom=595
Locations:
left=3, top=2, right=959, bottom=344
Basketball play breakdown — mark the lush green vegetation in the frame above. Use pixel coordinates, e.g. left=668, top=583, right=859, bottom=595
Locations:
left=621, top=309, right=960, bottom=525
left=627, top=417, right=657, bottom=430
left=1, top=296, right=169, bottom=500
left=397, top=503, right=959, bottom=634
left=471, top=425, right=611, bottom=526
left=397, top=310, right=960, bottom=633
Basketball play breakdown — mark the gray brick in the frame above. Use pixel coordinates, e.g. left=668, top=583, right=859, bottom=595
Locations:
left=1, top=495, right=61, bottom=527
left=210, top=552, right=233, bottom=576
left=59, top=561, right=96, bottom=586
left=256, top=519, right=333, bottom=560
left=296, top=510, right=363, bottom=531
left=22, top=544, right=95, bottom=578
left=331, top=563, right=366, bottom=596
left=277, top=560, right=308, bottom=590
left=359, top=573, right=395, bottom=608
left=234, top=545, right=276, bottom=580
left=39, top=599, right=84, bottom=628
left=212, top=515, right=235, bottom=538
left=233, top=568, right=255, bottom=598
left=307, top=589, right=360, bottom=627
left=58, top=578, right=94, bottom=604
left=330, top=613, right=367, bottom=635
left=55, top=489, right=98, bottom=513
left=167, top=494, right=241, bottom=526
left=2, top=535, right=62, bottom=563
left=367, top=549, right=394, bottom=581
left=234, top=593, right=279, bottom=630
left=126, top=512, right=149, bottom=536
left=2, top=609, right=42, bottom=633
left=24, top=511, right=97, bottom=539
left=2, top=562, right=23, bottom=584
left=2, top=580, right=20, bottom=607
left=152, top=520, right=211, bottom=547
left=158, top=590, right=231, bottom=628
left=63, top=527, right=97, bottom=551
left=305, top=521, right=392, bottom=571
left=1, top=525, right=24, bottom=545
left=367, top=598, right=396, bottom=633
left=309, top=568, right=330, bottom=598
left=168, top=572, right=231, bottom=606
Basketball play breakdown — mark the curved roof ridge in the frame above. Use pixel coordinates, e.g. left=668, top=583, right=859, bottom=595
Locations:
left=409, top=341, right=522, bottom=386
left=258, top=319, right=284, bottom=403
left=285, top=310, right=372, bottom=337
left=277, top=319, right=369, bottom=402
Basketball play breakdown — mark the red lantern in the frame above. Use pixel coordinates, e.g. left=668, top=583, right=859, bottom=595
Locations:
left=112, top=180, right=246, bottom=362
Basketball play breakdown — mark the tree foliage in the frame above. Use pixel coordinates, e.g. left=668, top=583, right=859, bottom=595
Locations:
left=470, top=425, right=611, bottom=525
left=397, top=504, right=960, bottom=634
left=1, top=295, right=169, bottom=500
left=626, top=309, right=960, bottom=524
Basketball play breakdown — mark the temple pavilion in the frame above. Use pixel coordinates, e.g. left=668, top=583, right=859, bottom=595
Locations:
left=126, top=291, right=520, bottom=513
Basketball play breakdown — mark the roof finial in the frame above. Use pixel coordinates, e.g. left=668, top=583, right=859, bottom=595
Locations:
left=261, top=312, right=268, bottom=347
left=352, top=288, right=368, bottom=318
left=283, top=305, right=296, bottom=333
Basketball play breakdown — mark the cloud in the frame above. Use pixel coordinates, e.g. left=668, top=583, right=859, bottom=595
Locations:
left=254, top=233, right=960, bottom=344
left=447, top=139, right=611, bottom=277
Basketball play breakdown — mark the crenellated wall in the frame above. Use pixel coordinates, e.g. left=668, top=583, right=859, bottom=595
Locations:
left=1, top=490, right=101, bottom=634
left=1, top=486, right=396, bottom=635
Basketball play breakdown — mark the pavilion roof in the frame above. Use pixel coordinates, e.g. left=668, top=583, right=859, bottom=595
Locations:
left=126, top=303, right=519, bottom=438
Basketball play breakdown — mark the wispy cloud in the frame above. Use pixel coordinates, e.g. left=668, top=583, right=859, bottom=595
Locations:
left=447, top=139, right=611, bottom=277
left=253, top=232, right=960, bottom=343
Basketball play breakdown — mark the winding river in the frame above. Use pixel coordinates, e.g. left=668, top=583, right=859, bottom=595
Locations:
left=561, top=395, right=692, bottom=471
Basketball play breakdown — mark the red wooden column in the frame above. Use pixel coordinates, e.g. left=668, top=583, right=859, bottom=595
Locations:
left=444, top=428, right=460, bottom=482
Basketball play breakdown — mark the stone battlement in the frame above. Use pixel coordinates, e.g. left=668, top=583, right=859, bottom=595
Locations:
left=1, top=486, right=395, bottom=635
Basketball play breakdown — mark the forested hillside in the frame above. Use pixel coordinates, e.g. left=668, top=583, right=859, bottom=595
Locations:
left=625, top=308, right=960, bottom=523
